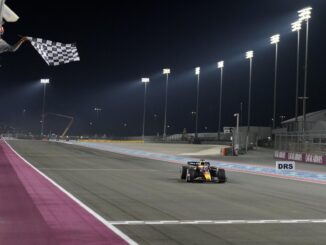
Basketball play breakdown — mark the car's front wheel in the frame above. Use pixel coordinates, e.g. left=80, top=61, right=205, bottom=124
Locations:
left=186, top=168, right=195, bottom=182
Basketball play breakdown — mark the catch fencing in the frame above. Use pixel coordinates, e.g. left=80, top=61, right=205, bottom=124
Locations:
left=274, top=131, right=326, bottom=155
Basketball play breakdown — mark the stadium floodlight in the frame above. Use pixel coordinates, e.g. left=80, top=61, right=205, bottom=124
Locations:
left=40, top=78, right=50, bottom=136
left=270, top=35, right=280, bottom=129
left=291, top=20, right=302, bottom=32
left=270, top=34, right=280, bottom=44
left=163, top=68, right=171, bottom=138
left=298, top=7, right=312, bottom=132
left=94, top=107, right=102, bottom=120
left=245, top=50, right=253, bottom=152
left=217, top=60, right=224, bottom=140
left=292, top=20, right=302, bottom=122
left=246, top=50, right=254, bottom=59
left=217, top=61, right=224, bottom=69
left=141, top=77, right=150, bottom=140
left=298, top=7, right=312, bottom=21
left=194, top=67, right=201, bottom=140
left=141, top=77, right=150, bottom=83
left=195, top=67, right=200, bottom=75
left=163, top=68, right=170, bottom=74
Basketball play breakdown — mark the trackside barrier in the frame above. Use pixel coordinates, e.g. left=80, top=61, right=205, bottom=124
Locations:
left=220, top=147, right=233, bottom=156
left=274, top=151, right=326, bottom=165
left=78, top=139, right=144, bottom=144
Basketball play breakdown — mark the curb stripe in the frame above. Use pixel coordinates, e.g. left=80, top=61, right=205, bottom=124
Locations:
left=4, top=140, right=138, bottom=245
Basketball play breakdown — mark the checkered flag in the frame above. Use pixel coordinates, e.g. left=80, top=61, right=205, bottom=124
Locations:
left=27, top=37, right=80, bottom=66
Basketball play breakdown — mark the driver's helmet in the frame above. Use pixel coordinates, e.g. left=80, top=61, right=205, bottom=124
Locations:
left=199, top=160, right=206, bottom=166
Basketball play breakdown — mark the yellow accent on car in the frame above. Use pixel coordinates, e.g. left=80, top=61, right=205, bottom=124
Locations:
left=204, top=172, right=211, bottom=181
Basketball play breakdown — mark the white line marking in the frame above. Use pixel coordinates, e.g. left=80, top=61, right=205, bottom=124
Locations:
left=4, top=140, right=138, bottom=245
left=106, top=219, right=326, bottom=225
left=312, top=219, right=326, bottom=223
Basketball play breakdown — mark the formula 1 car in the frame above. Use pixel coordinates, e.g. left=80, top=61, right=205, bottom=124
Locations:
left=180, top=160, right=226, bottom=183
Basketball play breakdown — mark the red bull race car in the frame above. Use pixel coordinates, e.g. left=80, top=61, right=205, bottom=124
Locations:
left=180, top=160, right=226, bottom=183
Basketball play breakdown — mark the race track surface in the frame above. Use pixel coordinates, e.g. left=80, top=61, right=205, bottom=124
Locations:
left=8, top=140, right=326, bottom=244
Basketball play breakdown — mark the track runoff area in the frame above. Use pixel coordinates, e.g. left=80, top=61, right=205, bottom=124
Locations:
left=5, top=140, right=326, bottom=244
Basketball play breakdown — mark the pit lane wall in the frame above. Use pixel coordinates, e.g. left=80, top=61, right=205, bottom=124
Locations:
left=274, top=151, right=326, bottom=165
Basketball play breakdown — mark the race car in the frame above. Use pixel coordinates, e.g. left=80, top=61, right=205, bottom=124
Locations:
left=180, top=160, right=226, bottom=183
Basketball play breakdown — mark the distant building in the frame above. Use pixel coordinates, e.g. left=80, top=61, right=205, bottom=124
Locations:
left=281, top=109, right=326, bottom=132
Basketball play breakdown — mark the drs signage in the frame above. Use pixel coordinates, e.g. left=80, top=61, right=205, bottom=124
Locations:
left=276, top=161, right=295, bottom=171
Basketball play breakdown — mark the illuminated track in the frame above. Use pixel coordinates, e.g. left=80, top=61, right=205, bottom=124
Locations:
left=6, top=140, right=326, bottom=244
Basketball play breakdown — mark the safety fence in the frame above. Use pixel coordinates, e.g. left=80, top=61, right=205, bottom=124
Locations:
left=274, top=131, right=326, bottom=164
left=275, top=131, right=326, bottom=154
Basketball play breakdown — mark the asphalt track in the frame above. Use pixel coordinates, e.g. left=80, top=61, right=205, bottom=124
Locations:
left=8, top=140, right=326, bottom=244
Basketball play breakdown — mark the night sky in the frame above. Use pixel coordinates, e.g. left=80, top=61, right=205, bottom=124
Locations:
left=0, top=0, right=325, bottom=136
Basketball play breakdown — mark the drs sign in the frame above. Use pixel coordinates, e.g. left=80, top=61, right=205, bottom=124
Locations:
left=276, top=161, right=295, bottom=171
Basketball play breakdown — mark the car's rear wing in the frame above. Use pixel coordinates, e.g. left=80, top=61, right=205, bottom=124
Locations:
left=187, top=161, right=198, bottom=166
left=187, top=161, right=210, bottom=166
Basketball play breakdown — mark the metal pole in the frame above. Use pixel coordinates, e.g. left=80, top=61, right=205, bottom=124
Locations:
left=195, top=74, right=200, bottom=140
left=240, top=102, right=243, bottom=126
left=236, top=114, right=239, bottom=143
left=142, top=82, right=147, bottom=140
left=41, top=83, right=46, bottom=136
left=218, top=67, right=223, bottom=141
left=302, top=19, right=309, bottom=132
left=295, top=30, right=300, bottom=125
left=272, top=42, right=278, bottom=129
left=234, top=113, right=239, bottom=154
left=163, top=73, right=169, bottom=138
left=246, top=58, right=252, bottom=152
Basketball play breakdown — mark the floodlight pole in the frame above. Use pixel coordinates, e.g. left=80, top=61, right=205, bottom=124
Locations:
left=272, top=41, right=279, bottom=129
left=234, top=113, right=240, bottom=154
left=217, top=61, right=224, bottom=141
left=297, top=7, right=312, bottom=132
left=142, top=83, right=147, bottom=140
left=295, top=29, right=300, bottom=124
left=217, top=63, right=224, bottom=141
left=246, top=56, right=253, bottom=152
left=163, top=69, right=170, bottom=139
left=40, top=79, right=50, bottom=136
left=195, top=68, right=200, bottom=141
left=141, top=78, right=149, bottom=140
left=302, top=19, right=309, bottom=132
left=41, top=83, right=47, bottom=136
left=94, top=108, right=102, bottom=121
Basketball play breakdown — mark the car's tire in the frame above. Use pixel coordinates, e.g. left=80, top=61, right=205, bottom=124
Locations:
left=186, top=168, right=195, bottom=182
left=217, top=169, right=226, bottom=183
left=210, top=169, right=218, bottom=177
left=181, top=166, right=187, bottom=179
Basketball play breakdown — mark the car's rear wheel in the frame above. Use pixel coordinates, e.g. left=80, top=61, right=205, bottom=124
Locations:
left=217, top=169, right=226, bottom=183
left=186, top=168, right=195, bottom=182
left=181, top=166, right=187, bottom=179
